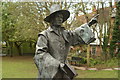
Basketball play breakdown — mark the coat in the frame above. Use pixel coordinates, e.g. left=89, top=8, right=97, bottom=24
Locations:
left=33, top=23, right=95, bottom=79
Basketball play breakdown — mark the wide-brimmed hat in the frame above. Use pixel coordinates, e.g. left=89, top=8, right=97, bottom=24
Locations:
left=44, top=4, right=70, bottom=23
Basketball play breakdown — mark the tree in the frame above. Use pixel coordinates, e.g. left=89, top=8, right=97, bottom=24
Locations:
left=2, top=2, right=45, bottom=56
left=0, top=2, right=2, bottom=42
left=2, top=2, right=16, bottom=56
left=110, top=1, right=120, bottom=57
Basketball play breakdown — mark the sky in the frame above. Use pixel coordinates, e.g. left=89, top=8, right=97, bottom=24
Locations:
left=1, top=0, right=119, bottom=2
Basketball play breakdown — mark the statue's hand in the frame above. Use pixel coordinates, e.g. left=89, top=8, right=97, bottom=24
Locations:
left=88, top=14, right=99, bottom=27
left=60, top=63, right=65, bottom=68
left=60, top=63, right=67, bottom=74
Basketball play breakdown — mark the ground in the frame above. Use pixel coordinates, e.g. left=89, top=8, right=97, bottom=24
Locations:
left=1, top=56, right=119, bottom=78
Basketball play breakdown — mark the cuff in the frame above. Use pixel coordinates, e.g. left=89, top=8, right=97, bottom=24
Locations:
left=75, top=23, right=95, bottom=44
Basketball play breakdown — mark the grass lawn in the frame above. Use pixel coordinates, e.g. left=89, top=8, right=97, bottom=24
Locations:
left=76, top=70, right=118, bottom=78
left=2, top=56, right=38, bottom=78
left=1, top=56, right=118, bottom=78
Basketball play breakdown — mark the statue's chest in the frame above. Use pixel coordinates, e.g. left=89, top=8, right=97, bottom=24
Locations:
left=48, top=32, right=66, bottom=49
left=46, top=30, right=70, bottom=63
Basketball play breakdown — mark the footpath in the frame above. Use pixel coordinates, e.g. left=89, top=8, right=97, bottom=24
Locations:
left=72, top=66, right=120, bottom=70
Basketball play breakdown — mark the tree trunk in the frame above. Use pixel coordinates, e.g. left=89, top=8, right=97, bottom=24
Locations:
left=87, top=45, right=90, bottom=66
left=14, top=42, right=22, bottom=56
left=8, top=41, right=13, bottom=57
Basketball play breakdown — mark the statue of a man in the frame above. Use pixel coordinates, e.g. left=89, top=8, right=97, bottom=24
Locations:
left=34, top=4, right=98, bottom=80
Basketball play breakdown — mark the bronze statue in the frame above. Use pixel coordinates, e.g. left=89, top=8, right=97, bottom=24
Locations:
left=34, top=4, right=99, bottom=80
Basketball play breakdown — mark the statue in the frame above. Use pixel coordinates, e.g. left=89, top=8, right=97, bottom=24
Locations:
left=34, top=4, right=99, bottom=80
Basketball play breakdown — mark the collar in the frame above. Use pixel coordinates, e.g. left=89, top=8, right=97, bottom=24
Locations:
left=48, top=26, right=65, bottom=36
left=48, top=26, right=65, bottom=32
left=48, top=26, right=69, bottom=43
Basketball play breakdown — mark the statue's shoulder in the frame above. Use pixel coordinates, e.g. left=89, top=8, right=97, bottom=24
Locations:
left=38, top=29, right=48, bottom=37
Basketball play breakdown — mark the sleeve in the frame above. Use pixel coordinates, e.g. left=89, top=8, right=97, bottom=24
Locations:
left=34, top=33, right=61, bottom=61
left=33, top=32, right=60, bottom=77
left=33, top=34, right=48, bottom=69
left=35, top=34, right=48, bottom=55
left=67, top=23, right=96, bottom=46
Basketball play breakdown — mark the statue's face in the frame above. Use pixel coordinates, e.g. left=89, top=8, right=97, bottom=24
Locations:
left=51, top=13, right=63, bottom=26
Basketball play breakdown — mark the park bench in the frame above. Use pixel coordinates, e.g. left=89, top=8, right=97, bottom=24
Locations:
left=69, top=56, right=83, bottom=66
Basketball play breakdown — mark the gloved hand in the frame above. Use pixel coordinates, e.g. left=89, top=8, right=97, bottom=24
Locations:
left=60, top=63, right=65, bottom=68
left=88, top=14, right=99, bottom=27
left=59, top=63, right=67, bottom=74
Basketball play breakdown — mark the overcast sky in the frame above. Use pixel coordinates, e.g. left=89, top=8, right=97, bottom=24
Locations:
left=1, top=0, right=119, bottom=2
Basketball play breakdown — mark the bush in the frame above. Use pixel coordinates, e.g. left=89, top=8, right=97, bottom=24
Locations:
left=93, top=57, right=118, bottom=68
left=79, top=57, right=87, bottom=64
left=105, top=57, right=118, bottom=68
left=69, top=52, right=118, bottom=68
left=89, top=58, right=103, bottom=67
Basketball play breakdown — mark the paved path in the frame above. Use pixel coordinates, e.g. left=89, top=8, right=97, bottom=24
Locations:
left=72, top=66, right=120, bottom=70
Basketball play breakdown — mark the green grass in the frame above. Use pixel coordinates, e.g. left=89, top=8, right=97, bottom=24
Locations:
left=0, top=57, right=2, bottom=79
left=1, top=56, right=119, bottom=78
left=76, top=70, right=118, bottom=78
left=2, top=56, right=38, bottom=78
